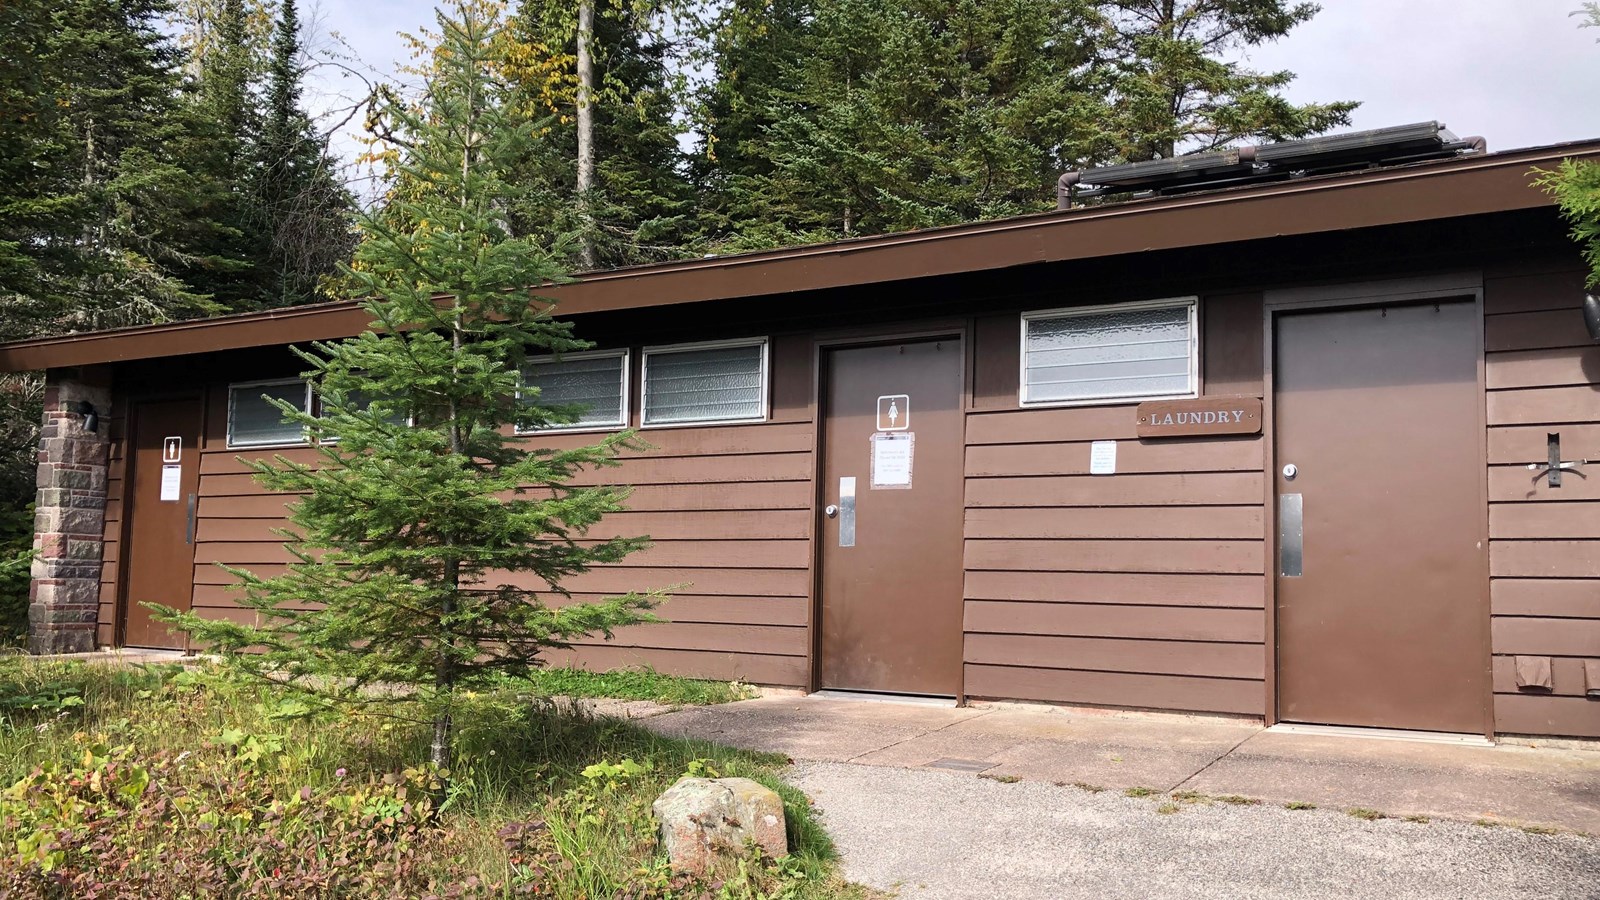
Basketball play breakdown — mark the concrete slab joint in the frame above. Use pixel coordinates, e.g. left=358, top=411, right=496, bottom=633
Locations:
left=29, top=371, right=111, bottom=655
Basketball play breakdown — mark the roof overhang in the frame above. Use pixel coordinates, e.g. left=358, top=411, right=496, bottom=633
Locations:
left=2, top=139, right=1594, bottom=373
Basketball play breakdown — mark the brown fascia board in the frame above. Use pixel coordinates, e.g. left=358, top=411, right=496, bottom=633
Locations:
left=3, top=139, right=1595, bottom=373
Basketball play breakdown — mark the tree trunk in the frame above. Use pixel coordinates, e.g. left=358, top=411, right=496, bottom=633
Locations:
left=575, top=0, right=597, bottom=269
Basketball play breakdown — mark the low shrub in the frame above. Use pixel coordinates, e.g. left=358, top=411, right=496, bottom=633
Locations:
left=0, top=660, right=855, bottom=900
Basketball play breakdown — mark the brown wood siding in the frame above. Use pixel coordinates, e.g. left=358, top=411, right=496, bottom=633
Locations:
left=1484, top=267, right=1600, bottom=737
left=96, top=399, right=129, bottom=646
left=185, top=334, right=816, bottom=686
left=962, top=344, right=1268, bottom=720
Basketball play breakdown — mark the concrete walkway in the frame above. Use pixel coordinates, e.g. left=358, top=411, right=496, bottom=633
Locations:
left=645, top=695, right=1600, bottom=833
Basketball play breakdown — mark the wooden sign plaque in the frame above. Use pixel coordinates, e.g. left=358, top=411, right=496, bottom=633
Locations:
left=1136, top=396, right=1262, bottom=438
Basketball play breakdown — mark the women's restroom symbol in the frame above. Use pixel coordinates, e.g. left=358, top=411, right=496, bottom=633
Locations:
left=876, top=394, right=910, bottom=431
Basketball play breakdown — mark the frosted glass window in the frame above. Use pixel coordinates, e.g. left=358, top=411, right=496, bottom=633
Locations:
left=519, top=350, right=628, bottom=431
left=642, top=340, right=767, bottom=426
left=1022, top=300, right=1196, bottom=405
left=228, top=379, right=310, bottom=447
left=319, top=386, right=410, bottom=443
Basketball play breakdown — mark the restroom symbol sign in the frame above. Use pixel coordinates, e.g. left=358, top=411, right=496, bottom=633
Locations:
left=876, top=395, right=910, bottom=431
left=162, top=436, right=182, bottom=463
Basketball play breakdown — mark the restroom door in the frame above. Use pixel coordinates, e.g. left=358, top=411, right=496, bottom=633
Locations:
left=1274, top=301, right=1489, bottom=733
left=120, top=396, right=202, bottom=649
left=817, top=338, right=965, bottom=695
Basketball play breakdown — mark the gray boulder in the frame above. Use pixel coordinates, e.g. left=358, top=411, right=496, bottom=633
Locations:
left=651, top=776, right=788, bottom=875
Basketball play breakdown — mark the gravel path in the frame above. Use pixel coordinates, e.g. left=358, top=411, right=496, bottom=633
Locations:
left=789, top=761, right=1600, bottom=900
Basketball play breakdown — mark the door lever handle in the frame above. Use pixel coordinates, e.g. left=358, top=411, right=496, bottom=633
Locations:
left=1530, top=433, right=1586, bottom=487
left=1527, top=459, right=1586, bottom=484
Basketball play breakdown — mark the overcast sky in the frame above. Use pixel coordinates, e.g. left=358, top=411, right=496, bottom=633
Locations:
left=303, top=0, right=1600, bottom=170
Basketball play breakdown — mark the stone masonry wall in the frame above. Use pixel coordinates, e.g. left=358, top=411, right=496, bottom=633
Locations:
left=29, top=371, right=112, bottom=654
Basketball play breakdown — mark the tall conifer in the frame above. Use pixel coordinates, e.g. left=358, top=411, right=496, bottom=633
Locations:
left=162, top=0, right=660, bottom=770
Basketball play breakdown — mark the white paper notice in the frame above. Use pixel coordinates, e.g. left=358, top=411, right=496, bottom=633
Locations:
left=160, top=464, right=182, bottom=501
left=1089, top=440, right=1117, bottom=475
left=871, top=432, right=914, bottom=488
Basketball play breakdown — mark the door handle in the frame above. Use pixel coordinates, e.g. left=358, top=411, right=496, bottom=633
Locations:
left=837, top=477, right=856, bottom=548
left=1279, top=493, right=1303, bottom=577
left=824, top=504, right=839, bottom=518
left=185, top=492, right=196, bottom=545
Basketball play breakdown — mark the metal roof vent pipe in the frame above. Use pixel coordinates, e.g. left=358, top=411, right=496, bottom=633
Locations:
left=1462, top=135, right=1488, bottom=154
left=1057, top=172, right=1081, bottom=210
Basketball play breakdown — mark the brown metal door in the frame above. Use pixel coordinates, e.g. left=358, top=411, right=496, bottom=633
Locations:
left=818, top=338, right=965, bottom=695
left=1274, top=301, right=1489, bottom=733
left=121, top=397, right=203, bottom=648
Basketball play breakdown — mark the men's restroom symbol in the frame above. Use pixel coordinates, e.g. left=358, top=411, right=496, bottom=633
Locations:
left=876, top=394, right=910, bottom=431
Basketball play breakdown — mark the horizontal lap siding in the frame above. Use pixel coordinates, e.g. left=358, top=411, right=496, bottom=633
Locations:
left=190, top=417, right=815, bottom=687
left=97, top=405, right=128, bottom=646
left=1484, top=267, right=1600, bottom=737
left=962, top=405, right=1267, bottom=715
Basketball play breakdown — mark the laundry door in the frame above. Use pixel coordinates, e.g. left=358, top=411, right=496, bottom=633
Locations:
left=1274, top=301, right=1489, bottom=733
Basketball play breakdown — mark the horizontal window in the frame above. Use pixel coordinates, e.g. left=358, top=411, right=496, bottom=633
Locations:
left=642, top=339, right=767, bottom=427
left=318, top=385, right=410, bottom=443
left=518, top=350, right=629, bottom=432
left=1020, top=298, right=1197, bottom=406
left=228, top=379, right=311, bottom=448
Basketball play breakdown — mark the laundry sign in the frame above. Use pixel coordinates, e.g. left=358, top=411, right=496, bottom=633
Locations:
left=1136, top=396, right=1262, bottom=438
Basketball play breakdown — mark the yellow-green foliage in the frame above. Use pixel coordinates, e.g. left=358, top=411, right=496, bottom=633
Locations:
left=0, top=658, right=860, bottom=899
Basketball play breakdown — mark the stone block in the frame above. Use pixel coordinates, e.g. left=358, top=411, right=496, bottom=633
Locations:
left=652, top=777, right=787, bottom=876
left=65, top=538, right=103, bottom=560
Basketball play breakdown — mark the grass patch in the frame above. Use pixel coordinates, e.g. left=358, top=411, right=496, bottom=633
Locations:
left=977, top=773, right=1021, bottom=784
left=1347, top=807, right=1386, bottom=821
left=504, top=666, right=756, bottom=706
left=1475, top=818, right=1503, bottom=828
left=1214, top=794, right=1261, bottom=806
left=1519, top=824, right=1559, bottom=835
left=1069, top=781, right=1105, bottom=793
left=1123, top=786, right=1159, bottom=798
left=0, top=656, right=859, bottom=898
left=1284, top=801, right=1317, bottom=811
left=1156, top=801, right=1181, bottom=815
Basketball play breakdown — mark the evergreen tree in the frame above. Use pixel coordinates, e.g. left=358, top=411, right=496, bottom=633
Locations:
left=695, top=0, right=1106, bottom=247
left=162, top=0, right=661, bottom=770
left=1092, top=0, right=1358, bottom=161
left=1535, top=4, right=1600, bottom=286
left=0, top=0, right=224, bottom=335
left=256, top=0, right=356, bottom=306
left=176, top=0, right=270, bottom=311
left=505, top=0, right=698, bottom=268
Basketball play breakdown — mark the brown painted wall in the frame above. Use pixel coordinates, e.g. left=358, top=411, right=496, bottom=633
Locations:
left=963, top=296, right=1268, bottom=715
left=86, top=220, right=1600, bottom=737
left=1483, top=263, right=1600, bottom=737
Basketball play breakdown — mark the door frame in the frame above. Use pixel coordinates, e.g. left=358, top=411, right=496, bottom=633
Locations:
left=805, top=320, right=973, bottom=699
left=113, top=388, right=208, bottom=650
left=1260, top=271, right=1494, bottom=738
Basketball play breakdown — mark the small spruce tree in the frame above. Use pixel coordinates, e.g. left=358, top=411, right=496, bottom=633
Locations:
left=161, top=0, right=661, bottom=769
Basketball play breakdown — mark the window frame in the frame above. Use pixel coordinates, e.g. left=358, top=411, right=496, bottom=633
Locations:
left=1017, top=297, right=1200, bottom=409
left=514, top=348, right=632, bottom=435
left=639, top=337, right=770, bottom=429
left=226, top=377, right=313, bottom=449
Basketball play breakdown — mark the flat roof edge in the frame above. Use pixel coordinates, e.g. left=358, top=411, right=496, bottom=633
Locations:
left=3, top=139, right=1594, bottom=373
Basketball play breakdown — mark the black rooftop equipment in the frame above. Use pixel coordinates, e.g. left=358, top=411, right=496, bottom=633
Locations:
left=1058, top=121, right=1486, bottom=209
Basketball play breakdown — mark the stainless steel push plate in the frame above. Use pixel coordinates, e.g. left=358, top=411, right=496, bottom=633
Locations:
left=1279, top=493, right=1303, bottom=577
left=838, top=477, right=856, bottom=548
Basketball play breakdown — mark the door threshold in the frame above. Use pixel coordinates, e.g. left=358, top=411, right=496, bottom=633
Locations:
left=810, top=689, right=957, bottom=708
left=1268, top=722, right=1494, bottom=747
